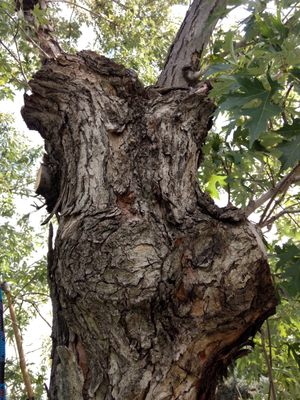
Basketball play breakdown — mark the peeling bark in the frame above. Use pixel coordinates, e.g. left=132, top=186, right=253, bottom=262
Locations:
left=22, top=51, right=277, bottom=399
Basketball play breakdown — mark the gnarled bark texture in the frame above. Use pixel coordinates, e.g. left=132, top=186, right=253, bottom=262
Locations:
left=22, top=51, right=277, bottom=400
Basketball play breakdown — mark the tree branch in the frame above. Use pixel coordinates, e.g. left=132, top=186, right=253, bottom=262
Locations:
left=261, top=326, right=277, bottom=400
left=50, top=0, right=114, bottom=25
left=3, top=9, right=52, bottom=58
left=14, top=0, right=62, bottom=59
left=0, top=39, right=29, bottom=86
left=23, top=299, right=52, bottom=328
left=157, top=0, right=226, bottom=87
left=244, top=163, right=300, bottom=218
left=259, top=208, right=300, bottom=228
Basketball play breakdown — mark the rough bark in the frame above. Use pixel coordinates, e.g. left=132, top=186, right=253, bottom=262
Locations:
left=22, top=51, right=277, bottom=400
left=157, top=0, right=226, bottom=87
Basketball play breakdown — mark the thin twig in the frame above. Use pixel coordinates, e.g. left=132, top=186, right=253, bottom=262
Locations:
left=261, top=187, right=288, bottom=227
left=267, top=320, right=273, bottom=371
left=1, top=9, right=50, bottom=58
left=13, top=38, right=29, bottom=85
left=0, top=39, right=29, bottom=86
left=260, top=208, right=300, bottom=228
left=283, top=2, right=299, bottom=22
left=285, top=210, right=300, bottom=229
left=281, top=82, right=294, bottom=123
left=44, top=382, right=50, bottom=399
left=244, top=172, right=266, bottom=191
left=266, top=158, right=276, bottom=187
left=2, top=283, right=35, bottom=400
left=284, top=82, right=294, bottom=102
left=244, top=162, right=300, bottom=218
left=221, top=159, right=231, bottom=205
left=0, top=39, right=20, bottom=66
left=12, top=261, right=49, bottom=300
left=24, top=299, right=51, bottom=328
left=50, top=0, right=114, bottom=24
left=261, top=326, right=277, bottom=400
left=258, top=172, right=293, bottom=226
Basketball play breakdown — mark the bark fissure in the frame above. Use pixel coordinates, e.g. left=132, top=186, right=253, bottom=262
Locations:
left=22, top=51, right=277, bottom=399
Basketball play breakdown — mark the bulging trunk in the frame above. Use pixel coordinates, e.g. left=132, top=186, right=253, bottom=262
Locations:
left=22, top=51, right=277, bottom=400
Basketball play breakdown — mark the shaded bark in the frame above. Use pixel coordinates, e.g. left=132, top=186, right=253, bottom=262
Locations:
left=22, top=51, right=277, bottom=400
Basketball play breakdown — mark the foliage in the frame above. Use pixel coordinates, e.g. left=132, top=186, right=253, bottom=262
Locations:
left=87, top=0, right=188, bottom=83
left=199, top=0, right=300, bottom=397
left=228, top=238, right=300, bottom=400
left=0, top=1, right=40, bottom=97
left=200, top=0, right=300, bottom=214
left=235, top=299, right=300, bottom=400
left=0, top=113, right=48, bottom=398
left=5, top=358, right=48, bottom=400
left=0, top=0, right=188, bottom=86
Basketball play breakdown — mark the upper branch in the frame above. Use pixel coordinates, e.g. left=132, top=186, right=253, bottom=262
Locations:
left=244, top=163, right=300, bottom=220
left=15, top=0, right=62, bottom=59
left=157, top=0, right=226, bottom=88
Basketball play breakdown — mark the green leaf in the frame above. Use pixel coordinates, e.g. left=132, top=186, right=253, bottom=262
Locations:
left=276, top=119, right=300, bottom=139
left=203, top=62, right=233, bottom=78
left=290, top=67, right=300, bottom=81
left=206, top=174, right=227, bottom=199
left=32, top=4, right=49, bottom=26
left=276, top=119, right=300, bottom=168
left=244, top=101, right=281, bottom=145
left=219, top=75, right=281, bottom=145
left=278, top=135, right=300, bottom=169
left=288, top=343, right=300, bottom=369
left=275, top=242, right=300, bottom=297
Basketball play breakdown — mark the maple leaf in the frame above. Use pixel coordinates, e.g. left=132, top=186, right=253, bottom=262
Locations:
left=219, top=74, right=282, bottom=146
left=276, top=119, right=300, bottom=169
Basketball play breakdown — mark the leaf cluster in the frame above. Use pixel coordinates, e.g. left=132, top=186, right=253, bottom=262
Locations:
left=200, top=0, right=300, bottom=211
left=71, top=0, right=188, bottom=83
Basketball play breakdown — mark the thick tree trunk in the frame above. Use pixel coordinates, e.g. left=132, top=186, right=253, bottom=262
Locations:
left=22, top=51, right=277, bottom=400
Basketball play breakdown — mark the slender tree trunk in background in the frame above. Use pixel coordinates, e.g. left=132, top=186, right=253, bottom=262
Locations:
left=22, top=51, right=277, bottom=400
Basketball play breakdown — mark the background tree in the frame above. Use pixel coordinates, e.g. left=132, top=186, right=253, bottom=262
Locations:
left=0, top=0, right=299, bottom=399
left=0, top=113, right=49, bottom=398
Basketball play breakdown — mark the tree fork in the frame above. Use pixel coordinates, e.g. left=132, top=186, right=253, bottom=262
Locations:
left=22, top=51, right=277, bottom=399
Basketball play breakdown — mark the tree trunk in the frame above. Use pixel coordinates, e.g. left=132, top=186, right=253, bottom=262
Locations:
left=22, top=51, right=277, bottom=400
